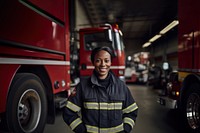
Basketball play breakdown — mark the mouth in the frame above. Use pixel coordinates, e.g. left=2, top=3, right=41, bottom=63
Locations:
left=99, top=67, right=107, bottom=72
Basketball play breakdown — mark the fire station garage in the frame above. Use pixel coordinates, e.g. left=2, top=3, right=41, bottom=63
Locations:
left=1, top=0, right=200, bottom=133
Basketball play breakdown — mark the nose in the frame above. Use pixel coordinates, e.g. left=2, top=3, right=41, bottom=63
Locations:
left=100, top=60, right=106, bottom=66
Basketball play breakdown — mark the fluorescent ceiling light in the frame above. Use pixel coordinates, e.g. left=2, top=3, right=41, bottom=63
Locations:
left=160, top=20, right=179, bottom=34
left=142, top=20, right=179, bottom=48
left=142, top=42, right=151, bottom=48
left=149, top=34, right=162, bottom=42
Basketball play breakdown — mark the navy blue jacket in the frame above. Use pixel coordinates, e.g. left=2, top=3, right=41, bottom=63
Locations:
left=63, top=71, right=138, bottom=133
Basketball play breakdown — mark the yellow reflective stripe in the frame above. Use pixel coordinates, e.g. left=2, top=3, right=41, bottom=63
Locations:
left=123, top=117, right=135, bottom=128
left=66, top=101, right=81, bottom=112
left=84, top=102, right=98, bottom=110
left=101, top=103, right=122, bottom=110
left=70, top=118, right=82, bottom=130
left=86, top=125, right=98, bottom=132
left=84, top=102, right=122, bottom=110
left=122, top=103, right=138, bottom=114
left=86, top=123, right=124, bottom=133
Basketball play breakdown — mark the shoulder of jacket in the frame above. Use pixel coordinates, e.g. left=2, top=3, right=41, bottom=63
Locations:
left=80, top=77, right=90, bottom=83
left=79, top=77, right=93, bottom=89
left=115, top=77, right=126, bottom=85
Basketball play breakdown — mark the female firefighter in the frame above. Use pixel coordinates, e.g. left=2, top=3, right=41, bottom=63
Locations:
left=63, top=46, right=138, bottom=133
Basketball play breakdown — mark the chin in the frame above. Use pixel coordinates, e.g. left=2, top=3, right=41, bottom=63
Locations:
left=99, top=72, right=108, bottom=75
left=99, top=73, right=108, bottom=77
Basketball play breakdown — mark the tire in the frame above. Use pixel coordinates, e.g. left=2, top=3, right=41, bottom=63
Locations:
left=6, top=73, right=47, bottom=133
left=181, top=83, right=200, bottom=133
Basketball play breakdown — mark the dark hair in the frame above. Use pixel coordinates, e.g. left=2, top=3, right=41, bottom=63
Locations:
left=90, top=46, right=114, bottom=63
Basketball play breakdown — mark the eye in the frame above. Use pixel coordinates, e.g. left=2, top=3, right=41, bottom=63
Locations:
left=105, top=59, right=110, bottom=63
left=95, top=59, right=101, bottom=63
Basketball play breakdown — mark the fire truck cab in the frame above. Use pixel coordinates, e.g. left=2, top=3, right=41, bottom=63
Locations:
left=72, top=24, right=125, bottom=83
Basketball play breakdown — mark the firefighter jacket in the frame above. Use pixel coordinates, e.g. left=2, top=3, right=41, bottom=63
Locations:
left=63, top=71, right=138, bottom=133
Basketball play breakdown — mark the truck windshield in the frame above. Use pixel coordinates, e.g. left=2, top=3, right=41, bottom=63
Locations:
left=84, top=32, right=113, bottom=51
left=84, top=31, right=124, bottom=51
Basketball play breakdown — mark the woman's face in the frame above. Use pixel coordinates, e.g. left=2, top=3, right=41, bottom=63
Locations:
left=93, top=50, right=111, bottom=79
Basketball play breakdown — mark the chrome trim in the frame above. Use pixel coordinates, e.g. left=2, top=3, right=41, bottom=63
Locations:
left=0, top=58, right=70, bottom=65
left=158, top=96, right=177, bottom=109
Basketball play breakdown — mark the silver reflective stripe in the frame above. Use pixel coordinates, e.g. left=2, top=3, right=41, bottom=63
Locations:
left=122, top=102, right=138, bottom=114
left=0, top=57, right=70, bottom=65
left=70, top=118, right=82, bottom=130
left=84, top=102, right=122, bottom=110
left=66, top=101, right=81, bottom=112
left=123, top=117, right=135, bottom=128
left=86, top=66, right=125, bottom=69
left=86, top=123, right=124, bottom=133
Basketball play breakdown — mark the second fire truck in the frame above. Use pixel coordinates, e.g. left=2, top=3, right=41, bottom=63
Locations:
left=159, top=0, right=200, bottom=132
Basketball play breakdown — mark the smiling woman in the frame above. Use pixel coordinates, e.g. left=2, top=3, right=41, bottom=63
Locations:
left=63, top=46, right=138, bottom=133
left=93, top=50, right=112, bottom=79
left=91, top=47, right=113, bottom=79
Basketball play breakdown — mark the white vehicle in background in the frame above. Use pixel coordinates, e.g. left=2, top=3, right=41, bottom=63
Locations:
left=125, top=66, right=138, bottom=83
left=125, top=52, right=149, bottom=83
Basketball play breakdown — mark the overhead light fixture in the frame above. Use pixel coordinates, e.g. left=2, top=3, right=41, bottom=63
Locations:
left=143, top=34, right=161, bottom=48
left=159, top=20, right=179, bottom=34
left=142, top=20, right=179, bottom=48
left=142, top=42, right=151, bottom=48
left=149, top=34, right=162, bottom=42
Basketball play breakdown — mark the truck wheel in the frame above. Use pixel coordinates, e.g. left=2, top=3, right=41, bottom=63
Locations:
left=6, top=73, right=47, bottom=133
left=182, top=83, right=200, bottom=132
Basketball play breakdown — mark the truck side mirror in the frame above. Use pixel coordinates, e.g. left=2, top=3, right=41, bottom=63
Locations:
left=105, top=29, right=113, bottom=42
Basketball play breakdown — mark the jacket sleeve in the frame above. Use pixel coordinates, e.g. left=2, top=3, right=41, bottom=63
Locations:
left=122, top=85, right=138, bottom=133
left=63, top=83, right=86, bottom=133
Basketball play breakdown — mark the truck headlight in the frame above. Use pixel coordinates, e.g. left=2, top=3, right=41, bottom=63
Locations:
left=119, top=70, right=124, bottom=75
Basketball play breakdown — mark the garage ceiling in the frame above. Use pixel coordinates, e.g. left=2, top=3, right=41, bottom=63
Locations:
left=80, top=0, right=178, bottom=54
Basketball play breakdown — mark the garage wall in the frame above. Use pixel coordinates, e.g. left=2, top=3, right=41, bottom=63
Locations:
left=149, top=29, right=178, bottom=71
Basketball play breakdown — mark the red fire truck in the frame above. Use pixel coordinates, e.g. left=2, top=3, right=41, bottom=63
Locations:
left=0, top=0, right=70, bottom=132
left=158, top=0, right=200, bottom=132
left=0, top=1, right=125, bottom=133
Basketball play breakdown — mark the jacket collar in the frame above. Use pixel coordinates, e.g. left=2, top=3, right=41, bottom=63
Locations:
left=90, top=70, right=116, bottom=86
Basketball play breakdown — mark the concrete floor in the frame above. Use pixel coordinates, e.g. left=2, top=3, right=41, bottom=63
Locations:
left=44, top=84, right=185, bottom=133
